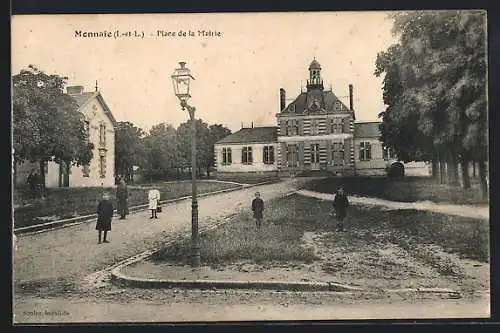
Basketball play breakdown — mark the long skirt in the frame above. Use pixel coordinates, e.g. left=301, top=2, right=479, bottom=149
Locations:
left=96, top=217, right=112, bottom=231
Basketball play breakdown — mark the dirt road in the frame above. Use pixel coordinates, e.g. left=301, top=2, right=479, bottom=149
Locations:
left=14, top=289, right=489, bottom=322
left=14, top=179, right=300, bottom=289
left=296, top=189, right=489, bottom=220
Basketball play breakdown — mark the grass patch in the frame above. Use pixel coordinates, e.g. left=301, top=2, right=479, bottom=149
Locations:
left=153, top=195, right=489, bottom=269
left=13, top=181, right=240, bottom=228
left=305, top=176, right=488, bottom=205
left=152, top=196, right=319, bottom=265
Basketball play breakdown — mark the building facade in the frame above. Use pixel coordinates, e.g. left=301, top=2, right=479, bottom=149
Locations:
left=15, top=85, right=117, bottom=188
left=215, top=59, right=430, bottom=178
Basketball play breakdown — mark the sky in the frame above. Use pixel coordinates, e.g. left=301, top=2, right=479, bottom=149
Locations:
left=12, top=12, right=399, bottom=133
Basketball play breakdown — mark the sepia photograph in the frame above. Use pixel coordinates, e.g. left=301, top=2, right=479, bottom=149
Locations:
left=11, top=11, right=489, bottom=323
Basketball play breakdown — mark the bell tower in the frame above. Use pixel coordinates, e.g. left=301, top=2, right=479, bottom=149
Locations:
left=306, top=58, right=324, bottom=91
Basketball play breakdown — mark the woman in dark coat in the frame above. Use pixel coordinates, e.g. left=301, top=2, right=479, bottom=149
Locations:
left=96, top=192, right=114, bottom=244
left=332, top=187, right=349, bottom=232
left=116, top=179, right=129, bottom=219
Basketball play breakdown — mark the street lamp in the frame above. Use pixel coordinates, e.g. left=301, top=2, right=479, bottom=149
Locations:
left=171, top=61, right=200, bottom=267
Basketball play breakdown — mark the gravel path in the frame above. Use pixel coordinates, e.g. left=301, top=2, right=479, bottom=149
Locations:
left=13, top=179, right=300, bottom=288
left=296, top=190, right=489, bottom=220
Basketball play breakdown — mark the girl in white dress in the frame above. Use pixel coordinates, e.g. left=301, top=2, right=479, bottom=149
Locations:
left=148, top=187, right=161, bottom=219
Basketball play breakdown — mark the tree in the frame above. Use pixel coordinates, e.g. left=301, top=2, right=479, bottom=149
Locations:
left=177, top=119, right=211, bottom=177
left=139, top=123, right=180, bottom=181
left=375, top=11, right=487, bottom=195
left=115, top=121, right=145, bottom=181
left=12, top=65, right=94, bottom=185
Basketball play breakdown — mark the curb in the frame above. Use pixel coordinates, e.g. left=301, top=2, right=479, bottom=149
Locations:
left=15, top=180, right=279, bottom=236
left=110, top=268, right=361, bottom=292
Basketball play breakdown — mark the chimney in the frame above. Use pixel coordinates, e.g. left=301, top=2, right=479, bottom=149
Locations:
left=349, top=84, right=354, bottom=111
left=280, top=88, right=286, bottom=111
left=67, top=85, right=84, bottom=95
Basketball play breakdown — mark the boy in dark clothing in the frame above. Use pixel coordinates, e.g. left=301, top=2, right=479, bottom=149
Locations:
left=251, top=192, right=264, bottom=229
left=332, top=187, right=349, bottom=232
left=96, top=192, right=114, bottom=244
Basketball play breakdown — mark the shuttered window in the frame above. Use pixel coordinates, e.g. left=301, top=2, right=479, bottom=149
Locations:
left=222, top=147, right=232, bottom=165
left=242, top=146, right=253, bottom=165
left=331, top=142, right=345, bottom=166
left=359, top=142, right=372, bottom=161
left=263, top=146, right=275, bottom=164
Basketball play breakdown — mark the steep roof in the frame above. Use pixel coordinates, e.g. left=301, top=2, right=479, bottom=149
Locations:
left=354, top=121, right=381, bottom=138
left=216, top=126, right=278, bottom=144
left=280, top=89, right=351, bottom=115
left=68, top=91, right=118, bottom=127
left=309, top=59, right=321, bottom=69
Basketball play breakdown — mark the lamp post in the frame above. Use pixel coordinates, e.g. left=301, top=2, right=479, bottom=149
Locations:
left=171, top=61, right=200, bottom=267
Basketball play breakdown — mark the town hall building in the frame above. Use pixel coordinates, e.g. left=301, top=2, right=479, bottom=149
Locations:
left=214, top=59, right=430, bottom=178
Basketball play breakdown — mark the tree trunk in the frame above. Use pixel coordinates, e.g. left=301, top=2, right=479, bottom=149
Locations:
left=206, top=167, right=211, bottom=179
left=447, top=151, right=459, bottom=186
left=478, top=160, right=488, bottom=199
left=431, top=156, right=439, bottom=180
left=39, top=160, right=46, bottom=188
left=438, top=153, right=447, bottom=184
left=472, top=161, right=476, bottom=177
left=13, top=159, right=17, bottom=187
left=461, top=157, right=471, bottom=190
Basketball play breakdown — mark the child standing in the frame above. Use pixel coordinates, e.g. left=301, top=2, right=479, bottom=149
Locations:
left=96, top=192, right=114, bottom=244
left=251, top=192, right=264, bottom=229
left=148, top=186, right=161, bottom=219
left=332, top=187, right=349, bottom=232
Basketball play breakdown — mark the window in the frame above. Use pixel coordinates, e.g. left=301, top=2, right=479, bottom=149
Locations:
left=99, top=123, right=106, bottom=145
left=383, top=146, right=396, bottom=160
left=286, top=144, right=299, bottom=167
left=331, top=142, right=344, bottom=166
left=242, top=146, right=253, bottom=165
left=330, top=118, right=343, bottom=134
left=82, top=164, right=90, bottom=177
left=310, top=119, right=320, bottom=135
left=222, top=147, right=232, bottom=165
left=311, top=144, right=320, bottom=163
left=263, top=146, right=275, bottom=164
left=359, top=142, right=372, bottom=161
left=286, top=120, right=299, bottom=136
left=99, top=155, right=106, bottom=178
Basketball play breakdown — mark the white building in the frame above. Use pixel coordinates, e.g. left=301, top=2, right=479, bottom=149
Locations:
left=15, top=85, right=117, bottom=188
left=214, top=126, right=279, bottom=179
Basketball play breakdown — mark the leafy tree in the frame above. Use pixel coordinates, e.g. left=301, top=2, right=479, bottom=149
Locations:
left=139, top=123, right=180, bottom=181
left=375, top=11, right=487, bottom=196
left=177, top=119, right=211, bottom=177
left=12, top=65, right=94, bottom=186
left=115, top=121, right=145, bottom=181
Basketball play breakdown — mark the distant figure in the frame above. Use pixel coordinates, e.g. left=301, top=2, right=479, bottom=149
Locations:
left=251, top=192, right=264, bottom=229
left=27, top=169, right=36, bottom=194
left=148, top=186, right=161, bottom=219
left=332, top=187, right=349, bottom=232
left=96, top=192, right=114, bottom=244
left=116, top=179, right=129, bottom=219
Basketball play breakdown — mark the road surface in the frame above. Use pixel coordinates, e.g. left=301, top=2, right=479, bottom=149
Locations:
left=14, top=179, right=302, bottom=289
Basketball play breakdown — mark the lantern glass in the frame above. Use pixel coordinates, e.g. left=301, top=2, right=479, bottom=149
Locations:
left=171, top=61, right=195, bottom=102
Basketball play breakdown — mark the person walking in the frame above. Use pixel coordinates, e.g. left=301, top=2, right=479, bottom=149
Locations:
left=251, top=191, right=264, bottom=230
left=27, top=169, right=37, bottom=197
left=332, top=186, right=349, bottom=232
left=116, top=179, right=129, bottom=220
left=96, top=192, right=114, bottom=244
left=148, top=186, right=161, bottom=220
